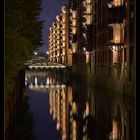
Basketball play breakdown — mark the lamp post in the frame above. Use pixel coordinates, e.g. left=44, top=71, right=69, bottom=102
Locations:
left=33, top=51, right=38, bottom=61
left=46, top=51, right=49, bottom=63
left=34, top=52, right=37, bottom=55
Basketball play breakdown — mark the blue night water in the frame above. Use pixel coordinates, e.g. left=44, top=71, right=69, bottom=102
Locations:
left=26, top=89, right=62, bottom=140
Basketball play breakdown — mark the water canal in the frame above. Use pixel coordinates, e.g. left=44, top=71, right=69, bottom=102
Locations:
left=24, top=69, right=135, bottom=140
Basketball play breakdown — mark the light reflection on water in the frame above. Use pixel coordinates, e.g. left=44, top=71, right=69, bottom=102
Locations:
left=25, top=70, right=135, bottom=140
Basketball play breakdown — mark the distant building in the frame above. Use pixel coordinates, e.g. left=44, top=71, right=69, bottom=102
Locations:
left=49, top=6, right=70, bottom=65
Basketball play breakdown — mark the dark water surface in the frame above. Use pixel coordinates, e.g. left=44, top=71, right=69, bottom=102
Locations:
left=27, top=89, right=62, bottom=140
left=25, top=70, right=135, bottom=140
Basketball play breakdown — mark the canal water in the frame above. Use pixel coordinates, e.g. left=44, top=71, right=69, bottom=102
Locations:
left=24, top=69, right=135, bottom=140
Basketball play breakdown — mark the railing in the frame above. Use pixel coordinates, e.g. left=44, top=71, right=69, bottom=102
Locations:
left=26, top=62, right=67, bottom=70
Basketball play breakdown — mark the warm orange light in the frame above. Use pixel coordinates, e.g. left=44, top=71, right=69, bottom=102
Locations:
left=72, top=120, right=77, bottom=140
left=62, top=30, right=66, bottom=35
left=86, top=15, right=93, bottom=25
left=62, top=133, right=66, bottom=140
left=62, top=13, right=66, bottom=23
left=112, top=120, right=118, bottom=139
left=86, top=52, right=90, bottom=64
left=68, top=86, right=73, bottom=102
left=50, top=108, right=52, bottom=115
left=57, top=122, right=60, bottom=130
left=57, top=41, right=60, bottom=45
left=53, top=114, right=56, bottom=120
left=72, top=19, right=77, bottom=26
left=113, top=46, right=119, bottom=64
left=113, top=24, right=122, bottom=43
left=72, top=10, right=77, bottom=18
left=72, top=27, right=77, bottom=34
left=72, top=43, right=77, bottom=53
left=62, top=36, right=66, bottom=41
left=86, top=101, right=90, bottom=116
left=86, top=4, right=92, bottom=14
left=62, top=24, right=66, bottom=29
left=72, top=102, right=77, bottom=114
left=114, top=0, right=121, bottom=6
left=87, top=0, right=92, bottom=4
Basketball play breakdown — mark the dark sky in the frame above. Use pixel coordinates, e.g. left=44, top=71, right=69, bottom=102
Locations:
left=38, top=0, right=67, bottom=52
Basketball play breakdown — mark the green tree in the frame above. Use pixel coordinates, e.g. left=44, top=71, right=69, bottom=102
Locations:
left=5, top=0, right=43, bottom=138
left=5, top=0, right=43, bottom=96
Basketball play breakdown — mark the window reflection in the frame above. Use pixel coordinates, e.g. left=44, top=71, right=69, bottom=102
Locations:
left=25, top=70, right=135, bottom=140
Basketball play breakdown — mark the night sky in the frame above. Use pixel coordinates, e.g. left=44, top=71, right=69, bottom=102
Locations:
left=38, top=0, right=67, bottom=52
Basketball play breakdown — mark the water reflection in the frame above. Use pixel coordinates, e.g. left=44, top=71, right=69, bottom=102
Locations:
left=15, top=93, right=36, bottom=140
left=25, top=70, right=135, bottom=140
left=25, top=70, right=62, bottom=140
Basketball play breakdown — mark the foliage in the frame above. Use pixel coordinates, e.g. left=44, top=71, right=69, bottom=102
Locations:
left=5, top=0, right=43, bottom=96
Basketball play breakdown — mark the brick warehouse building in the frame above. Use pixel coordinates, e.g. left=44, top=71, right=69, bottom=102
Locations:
left=48, top=0, right=135, bottom=91
left=48, top=0, right=135, bottom=139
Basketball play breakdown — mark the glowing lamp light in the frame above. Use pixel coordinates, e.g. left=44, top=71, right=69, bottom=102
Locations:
left=46, top=51, right=49, bottom=55
left=72, top=11, right=77, bottom=18
left=86, top=5, right=92, bottom=14
left=108, top=3, right=113, bottom=8
left=34, top=52, right=37, bottom=55
left=57, top=122, right=60, bottom=130
left=56, top=15, right=60, bottom=21
left=72, top=27, right=77, bottom=34
left=62, top=133, right=66, bottom=140
left=112, top=46, right=116, bottom=50
left=87, top=0, right=92, bottom=4
left=83, top=47, right=86, bottom=52
left=85, top=102, right=90, bottom=116
left=50, top=108, right=52, bottom=115
left=72, top=102, right=77, bottom=114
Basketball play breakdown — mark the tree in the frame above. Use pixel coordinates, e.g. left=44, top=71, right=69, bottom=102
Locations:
left=5, top=0, right=43, bottom=97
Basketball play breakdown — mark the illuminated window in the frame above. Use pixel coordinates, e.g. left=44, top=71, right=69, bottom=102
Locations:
left=72, top=19, right=77, bottom=26
left=86, top=4, right=92, bottom=14
left=72, top=11, right=77, bottom=18
left=72, top=27, right=77, bottom=34
left=113, top=24, right=124, bottom=44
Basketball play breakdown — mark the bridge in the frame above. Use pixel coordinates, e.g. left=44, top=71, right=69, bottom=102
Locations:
left=25, top=57, right=70, bottom=69
left=28, top=62, right=66, bottom=69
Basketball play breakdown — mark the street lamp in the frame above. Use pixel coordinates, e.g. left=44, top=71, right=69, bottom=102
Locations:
left=46, top=51, right=49, bottom=62
left=33, top=52, right=38, bottom=61
left=46, top=51, right=49, bottom=55
left=83, top=47, right=86, bottom=52
left=34, top=52, right=38, bottom=55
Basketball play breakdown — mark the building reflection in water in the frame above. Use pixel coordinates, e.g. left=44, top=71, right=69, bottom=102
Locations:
left=49, top=84, right=68, bottom=140
left=48, top=78, right=95, bottom=140
left=25, top=70, right=135, bottom=140
left=48, top=80, right=134, bottom=140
